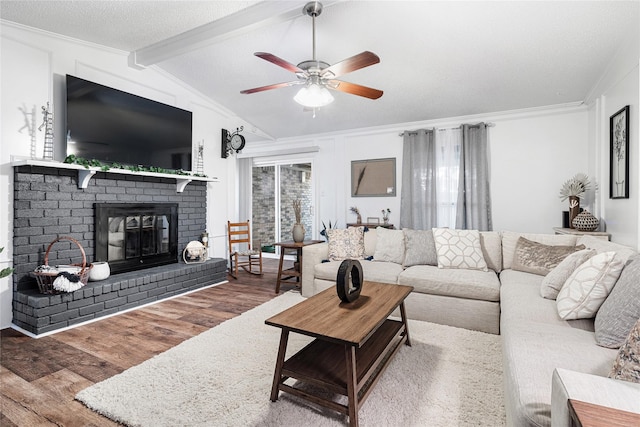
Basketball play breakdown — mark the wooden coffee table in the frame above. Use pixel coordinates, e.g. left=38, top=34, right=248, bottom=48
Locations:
left=265, top=281, right=413, bottom=427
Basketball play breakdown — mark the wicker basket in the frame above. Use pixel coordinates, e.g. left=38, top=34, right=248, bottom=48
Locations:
left=33, top=236, right=93, bottom=294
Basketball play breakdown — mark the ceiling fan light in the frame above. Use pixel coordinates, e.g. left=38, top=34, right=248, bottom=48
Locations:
left=294, top=84, right=334, bottom=108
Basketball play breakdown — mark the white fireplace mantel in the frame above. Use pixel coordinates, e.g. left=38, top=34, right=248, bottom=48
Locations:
left=12, top=159, right=219, bottom=193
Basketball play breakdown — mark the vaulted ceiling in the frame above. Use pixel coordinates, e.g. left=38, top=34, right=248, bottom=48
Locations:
left=2, top=1, right=638, bottom=141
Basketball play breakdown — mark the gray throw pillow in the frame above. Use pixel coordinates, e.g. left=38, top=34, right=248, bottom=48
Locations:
left=402, top=229, right=437, bottom=267
left=511, top=237, right=585, bottom=276
left=595, top=255, right=640, bottom=348
left=540, top=249, right=596, bottom=299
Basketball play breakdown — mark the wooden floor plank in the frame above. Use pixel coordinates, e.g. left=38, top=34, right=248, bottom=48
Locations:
left=0, top=259, right=295, bottom=425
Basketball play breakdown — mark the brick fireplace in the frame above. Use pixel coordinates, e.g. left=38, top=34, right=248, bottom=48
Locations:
left=12, top=164, right=226, bottom=335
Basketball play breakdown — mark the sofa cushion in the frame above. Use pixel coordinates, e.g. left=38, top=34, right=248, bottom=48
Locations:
left=502, top=231, right=577, bottom=270
left=326, top=227, right=365, bottom=261
left=402, top=228, right=438, bottom=267
left=398, top=265, right=499, bottom=301
left=595, top=255, right=640, bottom=348
left=556, top=251, right=624, bottom=320
left=540, top=249, right=596, bottom=299
left=432, top=228, right=488, bottom=271
left=512, top=237, right=585, bottom=276
left=314, top=260, right=403, bottom=285
left=480, top=231, right=503, bottom=273
left=373, top=227, right=404, bottom=264
left=609, top=319, right=640, bottom=384
left=577, top=235, right=637, bottom=264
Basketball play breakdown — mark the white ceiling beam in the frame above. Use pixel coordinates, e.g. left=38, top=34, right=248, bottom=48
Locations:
left=131, top=1, right=339, bottom=68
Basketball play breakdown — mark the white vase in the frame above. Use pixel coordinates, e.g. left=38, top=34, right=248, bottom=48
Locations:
left=89, top=261, right=110, bottom=281
left=292, top=223, right=305, bottom=243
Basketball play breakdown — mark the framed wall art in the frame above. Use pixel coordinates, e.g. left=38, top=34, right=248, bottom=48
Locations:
left=351, top=158, right=396, bottom=197
left=610, top=105, right=629, bottom=199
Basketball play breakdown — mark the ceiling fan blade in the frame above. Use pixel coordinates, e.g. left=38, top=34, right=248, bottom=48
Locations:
left=328, top=80, right=383, bottom=100
left=254, top=52, right=305, bottom=74
left=240, top=81, right=301, bottom=94
left=321, top=51, right=380, bottom=79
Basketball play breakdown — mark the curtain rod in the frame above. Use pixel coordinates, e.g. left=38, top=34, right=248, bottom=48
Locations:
left=399, top=122, right=495, bottom=137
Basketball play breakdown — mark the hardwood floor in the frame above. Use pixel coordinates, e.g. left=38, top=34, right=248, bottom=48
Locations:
left=1, top=258, right=296, bottom=426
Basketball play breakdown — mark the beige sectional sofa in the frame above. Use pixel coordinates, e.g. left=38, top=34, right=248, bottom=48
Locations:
left=301, top=228, right=640, bottom=427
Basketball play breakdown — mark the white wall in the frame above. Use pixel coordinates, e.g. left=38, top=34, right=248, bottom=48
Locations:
left=0, top=22, right=239, bottom=328
left=244, top=104, right=590, bottom=238
left=585, top=23, right=640, bottom=248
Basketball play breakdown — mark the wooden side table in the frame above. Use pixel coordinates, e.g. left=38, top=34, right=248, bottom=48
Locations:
left=273, top=240, right=323, bottom=293
left=568, top=399, right=640, bottom=427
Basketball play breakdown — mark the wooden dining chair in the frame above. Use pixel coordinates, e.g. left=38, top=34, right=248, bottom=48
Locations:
left=227, top=220, right=263, bottom=278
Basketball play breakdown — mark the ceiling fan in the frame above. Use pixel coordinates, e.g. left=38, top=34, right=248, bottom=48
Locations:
left=240, top=1, right=383, bottom=109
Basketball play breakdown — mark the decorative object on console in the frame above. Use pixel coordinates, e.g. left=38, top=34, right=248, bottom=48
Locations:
left=571, top=210, right=599, bottom=231
left=292, top=199, right=305, bottom=243
left=89, top=261, right=110, bottom=281
left=336, top=259, right=363, bottom=303
left=381, top=208, right=391, bottom=224
left=559, top=173, right=592, bottom=228
left=38, top=102, right=54, bottom=160
left=610, top=105, right=630, bottom=199
left=183, top=241, right=207, bottom=264
left=350, top=206, right=362, bottom=224
left=221, top=127, right=245, bottom=158
left=240, top=1, right=383, bottom=112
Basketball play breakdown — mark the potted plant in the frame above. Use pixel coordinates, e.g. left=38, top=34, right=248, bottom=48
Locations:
left=292, top=199, right=305, bottom=242
left=350, top=206, right=362, bottom=224
left=0, top=247, right=14, bottom=279
left=320, top=220, right=337, bottom=241
left=381, top=208, right=391, bottom=225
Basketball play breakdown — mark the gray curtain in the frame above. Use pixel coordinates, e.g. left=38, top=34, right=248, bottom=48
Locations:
left=400, top=129, right=437, bottom=229
left=455, top=123, right=492, bottom=231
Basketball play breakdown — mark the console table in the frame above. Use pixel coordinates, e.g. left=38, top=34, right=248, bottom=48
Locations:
left=553, top=227, right=610, bottom=241
left=347, top=222, right=395, bottom=229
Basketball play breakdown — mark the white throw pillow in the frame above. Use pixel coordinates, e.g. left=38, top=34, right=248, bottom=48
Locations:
left=540, top=249, right=596, bottom=300
left=432, top=228, right=488, bottom=271
left=373, top=227, right=405, bottom=264
left=556, top=251, right=624, bottom=320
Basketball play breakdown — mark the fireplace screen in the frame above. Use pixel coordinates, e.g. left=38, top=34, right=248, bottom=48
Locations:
left=96, top=203, right=178, bottom=274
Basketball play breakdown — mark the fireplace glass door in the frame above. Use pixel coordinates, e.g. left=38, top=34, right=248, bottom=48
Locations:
left=96, top=203, right=178, bottom=274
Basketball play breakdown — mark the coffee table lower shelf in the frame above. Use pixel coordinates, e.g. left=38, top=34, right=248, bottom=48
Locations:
left=273, top=319, right=407, bottom=423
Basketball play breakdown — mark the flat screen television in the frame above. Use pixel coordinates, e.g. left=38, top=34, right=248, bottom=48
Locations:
left=66, top=74, right=193, bottom=171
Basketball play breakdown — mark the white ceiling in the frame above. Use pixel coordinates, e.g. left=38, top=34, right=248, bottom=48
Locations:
left=2, top=1, right=638, bottom=141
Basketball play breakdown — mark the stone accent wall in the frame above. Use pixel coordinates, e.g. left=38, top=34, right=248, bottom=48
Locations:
left=12, top=165, right=224, bottom=335
left=252, top=164, right=312, bottom=247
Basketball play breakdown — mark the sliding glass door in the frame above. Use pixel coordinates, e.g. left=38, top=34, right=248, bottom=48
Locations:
left=252, top=161, right=314, bottom=256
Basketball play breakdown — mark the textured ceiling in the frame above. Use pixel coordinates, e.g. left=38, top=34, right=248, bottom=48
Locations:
left=2, top=1, right=638, bottom=141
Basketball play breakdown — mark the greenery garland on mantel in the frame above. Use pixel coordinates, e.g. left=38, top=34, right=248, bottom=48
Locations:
left=63, top=155, right=208, bottom=178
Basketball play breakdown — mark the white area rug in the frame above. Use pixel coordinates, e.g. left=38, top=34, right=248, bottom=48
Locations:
left=76, top=292, right=505, bottom=426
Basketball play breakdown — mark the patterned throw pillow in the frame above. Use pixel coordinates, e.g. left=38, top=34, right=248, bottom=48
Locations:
left=595, top=255, right=640, bottom=348
left=609, top=318, right=640, bottom=384
left=402, top=228, right=438, bottom=267
left=327, top=227, right=365, bottom=261
left=540, top=249, right=596, bottom=299
left=373, top=227, right=405, bottom=264
left=432, top=228, right=488, bottom=271
left=512, top=237, right=585, bottom=276
left=556, top=251, right=624, bottom=320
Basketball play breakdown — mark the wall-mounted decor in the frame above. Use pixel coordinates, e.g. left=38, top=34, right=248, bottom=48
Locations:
left=221, top=127, right=245, bottom=158
left=351, top=158, right=396, bottom=197
left=610, top=105, right=629, bottom=199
